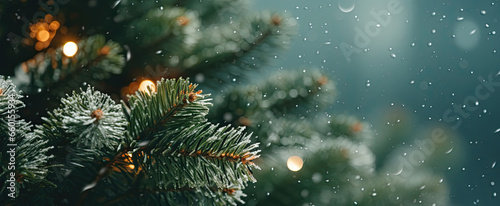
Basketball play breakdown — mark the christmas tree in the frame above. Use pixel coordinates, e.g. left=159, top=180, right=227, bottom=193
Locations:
left=0, top=0, right=456, bottom=205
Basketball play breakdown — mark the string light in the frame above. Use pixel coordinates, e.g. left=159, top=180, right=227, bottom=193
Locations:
left=139, top=80, right=156, bottom=94
left=63, top=41, right=78, bottom=57
left=29, top=14, right=60, bottom=51
left=287, top=156, right=304, bottom=172
left=126, top=153, right=135, bottom=170
left=36, top=30, right=50, bottom=42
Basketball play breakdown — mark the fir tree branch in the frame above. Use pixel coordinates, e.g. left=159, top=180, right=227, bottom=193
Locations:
left=76, top=78, right=258, bottom=205
left=76, top=148, right=130, bottom=206
left=123, top=78, right=211, bottom=140
left=209, top=68, right=336, bottom=125
left=139, top=121, right=260, bottom=189
left=183, top=12, right=294, bottom=82
left=0, top=77, right=53, bottom=203
left=12, top=35, right=125, bottom=95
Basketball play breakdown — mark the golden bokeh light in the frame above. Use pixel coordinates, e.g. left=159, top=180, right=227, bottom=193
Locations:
left=49, top=21, right=60, bottom=30
left=37, top=30, right=50, bottom=42
left=139, top=80, right=156, bottom=94
left=287, top=156, right=304, bottom=172
left=63, top=41, right=78, bottom=57
left=29, top=14, right=60, bottom=50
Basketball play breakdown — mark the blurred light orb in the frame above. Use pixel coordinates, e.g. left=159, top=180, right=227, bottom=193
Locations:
left=37, top=30, right=50, bottom=42
left=139, top=80, right=156, bottom=94
left=338, top=0, right=355, bottom=13
left=287, top=156, right=304, bottom=172
left=63, top=41, right=78, bottom=57
left=453, top=20, right=480, bottom=50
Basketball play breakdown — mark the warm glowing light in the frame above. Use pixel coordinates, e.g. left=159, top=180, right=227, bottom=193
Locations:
left=37, top=30, right=50, bottom=42
left=139, top=80, right=156, bottom=94
left=177, top=16, right=190, bottom=26
left=287, top=156, right=303, bottom=172
left=63, top=41, right=78, bottom=57
left=128, top=164, right=135, bottom=169
left=49, top=21, right=60, bottom=30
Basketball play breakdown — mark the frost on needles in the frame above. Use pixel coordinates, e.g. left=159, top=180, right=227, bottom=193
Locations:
left=1, top=77, right=260, bottom=206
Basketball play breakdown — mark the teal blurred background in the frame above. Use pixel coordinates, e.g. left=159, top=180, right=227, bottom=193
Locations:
left=253, top=0, right=500, bottom=205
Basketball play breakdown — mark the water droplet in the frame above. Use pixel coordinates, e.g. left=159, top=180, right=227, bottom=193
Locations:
left=481, top=10, right=487, bottom=15
left=411, top=42, right=415, bottom=47
left=494, top=129, right=500, bottom=133
left=390, top=53, right=396, bottom=58
left=428, top=42, right=433, bottom=47
left=457, top=17, right=464, bottom=21
left=470, top=29, right=477, bottom=35
left=486, top=24, right=490, bottom=28
left=338, top=0, right=355, bottom=13
left=160, top=6, right=163, bottom=10
left=112, top=0, right=121, bottom=8
left=491, top=181, right=495, bottom=186
left=372, top=192, right=377, bottom=197
left=431, top=29, right=436, bottom=34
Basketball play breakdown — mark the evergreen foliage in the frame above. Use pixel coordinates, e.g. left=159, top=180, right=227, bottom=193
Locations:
left=1, top=78, right=260, bottom=205
left=0, top=0, right=456, bottom=205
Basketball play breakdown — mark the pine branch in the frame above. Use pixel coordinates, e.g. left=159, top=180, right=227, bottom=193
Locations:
left=123, top=78, right=211, bottom=141
left=33, top=84, right=128, bottom=205
left=140, top=122, right=260, bottom=189
left=209, top=68, right=336, bottom=125
left=12, top=35, right=125, bottom=96
left=39, top=86, right=127, bottom=150
left=182, top=12, right=295, bottom=83
left=0, top=77, right=53, bottom=203
left=249, top=137, right=375, bottom=205
left=125, top=7, right=201, bottom=58
left=75, top=148, right=130, bottom=206
left=72, top=78, right=258, bottom=205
